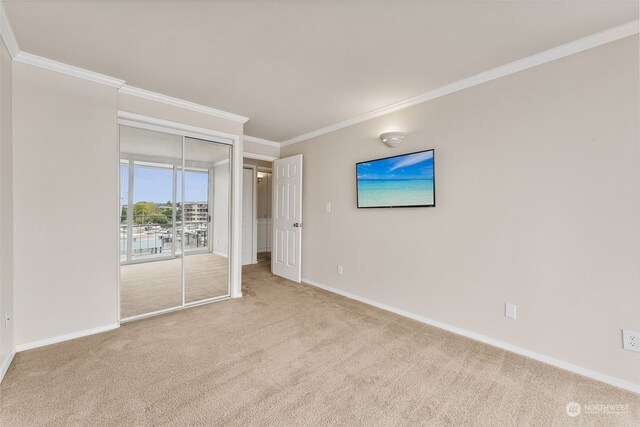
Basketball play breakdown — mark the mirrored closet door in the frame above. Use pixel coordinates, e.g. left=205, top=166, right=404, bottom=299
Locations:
left=119, top=126, right=231, bottom=321
left=183, top=137, right=231, bottom=304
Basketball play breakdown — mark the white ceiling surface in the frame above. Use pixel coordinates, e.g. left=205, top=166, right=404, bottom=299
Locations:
left=4, top=1, right=638, bottom=142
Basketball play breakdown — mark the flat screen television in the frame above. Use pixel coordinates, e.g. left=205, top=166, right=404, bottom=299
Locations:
left=356, top=149, right=435, bottom=208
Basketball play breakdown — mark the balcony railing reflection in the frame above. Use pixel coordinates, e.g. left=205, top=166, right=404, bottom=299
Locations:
left=120, top=221, right=209, bottom=261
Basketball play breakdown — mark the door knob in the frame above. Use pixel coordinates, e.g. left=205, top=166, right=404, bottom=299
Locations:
left=293, top=222, right=302, bottom=228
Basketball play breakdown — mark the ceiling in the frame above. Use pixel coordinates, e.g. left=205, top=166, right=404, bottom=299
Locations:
left=4, top=1, right=638, bottom=142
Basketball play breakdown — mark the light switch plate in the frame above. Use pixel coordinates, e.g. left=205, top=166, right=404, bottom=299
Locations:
left=623, top=330, right=640, bottom=352
left=505, top=303, right=517, bottom=320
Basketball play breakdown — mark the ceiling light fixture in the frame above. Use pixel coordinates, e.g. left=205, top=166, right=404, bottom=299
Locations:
left=379, top=132, right=407, bottom=147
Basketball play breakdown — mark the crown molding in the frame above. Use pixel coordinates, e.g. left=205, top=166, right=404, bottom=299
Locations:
left=0, top=3, right=19, bottom=58
left=281, top=19, right=640, bottom=147
left=0, top=4, right=250, bottom=123
left=10, top=53, right=250, bottom=125
left=243, top=135, right=280, bottom=148
left=119, top=84, right=249, bottom=124
left=1, top=3, right=636, bottom=143
left=15, top=52, right=126, bottom=87
left=242, top=152, right=278, bottom=162
left=117, top=110, right=240, bottom=144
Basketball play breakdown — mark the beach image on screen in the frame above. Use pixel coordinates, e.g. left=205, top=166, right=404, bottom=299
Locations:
left=356, top=150, right=434, bottom=208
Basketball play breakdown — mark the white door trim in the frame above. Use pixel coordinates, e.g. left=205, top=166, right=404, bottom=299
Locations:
left=242, top=165, right=257, bottom=265
left=251, top=166, right=258, bottom=263
left=230, top=137, right=243, bottom=297
left=117, top=111, right=237, bottom=146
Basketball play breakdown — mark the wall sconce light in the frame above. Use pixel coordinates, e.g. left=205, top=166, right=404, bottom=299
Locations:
left=379, top=132, right=407, bottom=147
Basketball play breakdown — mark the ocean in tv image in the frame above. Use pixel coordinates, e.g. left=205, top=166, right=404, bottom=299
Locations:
left=356, top=150, right=434, bottom=208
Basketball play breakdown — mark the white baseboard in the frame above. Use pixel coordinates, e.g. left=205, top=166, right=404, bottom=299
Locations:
left=15, top=323, right=120, bottom=352
left=302, top=277, right=640, bottom=395
left=0, top=347, right=16, bottom=382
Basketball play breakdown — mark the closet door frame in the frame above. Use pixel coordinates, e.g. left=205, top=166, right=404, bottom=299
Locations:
left=117, top=112, right=243, bottom=323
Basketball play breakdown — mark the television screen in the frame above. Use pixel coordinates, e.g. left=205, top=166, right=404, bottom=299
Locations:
left=356, top=149, right=435, bottom=208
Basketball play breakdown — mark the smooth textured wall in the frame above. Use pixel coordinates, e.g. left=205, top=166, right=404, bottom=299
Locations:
left=12, top=63, right=120, bottom=346
left=281, top=36, right=640, bottom=386
left=8, top=65, right=247, bottom=347
left=0, top=37, right=14, bottom=375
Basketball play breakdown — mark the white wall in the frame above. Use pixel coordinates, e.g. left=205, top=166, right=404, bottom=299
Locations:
left=0, top=36, right=14, bottom=377
left=8, top=65, right=247, bottom=348
left=281, top=36, right=640, bottom=387
left=213, top=162, right=230, bottom=257
left=12, top=62, right=120, bottom=346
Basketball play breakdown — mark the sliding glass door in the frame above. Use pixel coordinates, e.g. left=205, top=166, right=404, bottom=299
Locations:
left=119, top=126, right=231, bottom=320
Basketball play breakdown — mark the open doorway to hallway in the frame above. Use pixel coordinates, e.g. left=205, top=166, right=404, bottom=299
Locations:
left=242, top=158, right=273, bottom=266
left=256, top=170, right=272, bottom=264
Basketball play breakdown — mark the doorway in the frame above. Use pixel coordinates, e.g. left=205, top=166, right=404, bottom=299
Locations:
left=256, top=170, right=273, bottom=263
left=119, top=125, right=232, bottom=321
left=241, top=162, right=273, bottom=266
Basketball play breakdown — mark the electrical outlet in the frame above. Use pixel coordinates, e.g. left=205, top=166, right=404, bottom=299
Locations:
left=336, top=264, right=343, bottom=275
left=325, top=202, right=332, bottom=213
left=623, top=330, right=640, bottom=353
left=505, top=303, right=517, bottom=320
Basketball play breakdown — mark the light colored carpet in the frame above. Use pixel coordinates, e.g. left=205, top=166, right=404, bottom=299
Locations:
left=120, top=252, right=229, bottom=318
left=1, top=262, right=638, bottom=426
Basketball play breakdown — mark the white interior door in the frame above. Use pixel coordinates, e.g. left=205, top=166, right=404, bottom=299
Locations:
left=242, top=167, right=254, bottom=265
left=272, top=154, right=303, bottom=282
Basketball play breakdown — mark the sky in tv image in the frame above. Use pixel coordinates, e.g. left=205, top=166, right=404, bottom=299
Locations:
left=357, top=150, right=435, bottom=208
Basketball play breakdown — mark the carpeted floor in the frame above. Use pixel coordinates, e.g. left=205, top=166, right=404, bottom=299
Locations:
left=1, top=262, right=638, bottom=425
left=120, top=252, right=229, bottom=318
